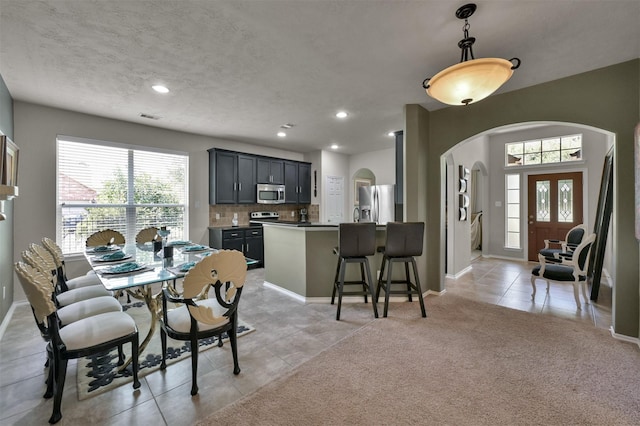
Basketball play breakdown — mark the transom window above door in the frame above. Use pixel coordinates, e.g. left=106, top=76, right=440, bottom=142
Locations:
left=505, top=134, right=582, bottom=167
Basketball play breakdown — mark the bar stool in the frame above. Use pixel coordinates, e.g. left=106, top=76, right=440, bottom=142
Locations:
left=376, top=222, right=426, bottom=318
left=331, top=222, right=379, bottom=321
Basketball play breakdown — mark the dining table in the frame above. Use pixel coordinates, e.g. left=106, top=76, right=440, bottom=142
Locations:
left=85, top=241, right=257, bottom=370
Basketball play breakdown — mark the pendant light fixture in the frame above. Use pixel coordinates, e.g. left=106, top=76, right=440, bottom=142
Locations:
left=422, top=3, right=521, bottom=106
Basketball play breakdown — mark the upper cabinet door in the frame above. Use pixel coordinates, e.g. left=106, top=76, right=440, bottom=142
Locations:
left=298, top=163, right=311, bottom=204
left=237, top=155, right=257, bottom=204
left=284, top=161, right=298, bottom=203
left=214, top=151, right=237, bottom=204
left=257, top=158, right=284, bottom=184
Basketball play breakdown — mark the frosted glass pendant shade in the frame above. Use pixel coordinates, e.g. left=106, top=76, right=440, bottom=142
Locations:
left=426, top=58, right=515, bottom=106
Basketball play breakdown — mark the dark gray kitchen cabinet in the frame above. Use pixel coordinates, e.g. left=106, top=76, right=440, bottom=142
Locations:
left=298, top=162, right=311, bottom=204
left=257, top=158, right=284, bottom=184
left=209, top=149, right=256, bottom=204
left=209, top=226, right=264, bottom=266
left=284, top=161, right=312, bottom=204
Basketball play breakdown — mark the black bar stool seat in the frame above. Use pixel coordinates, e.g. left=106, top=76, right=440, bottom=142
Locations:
left=376, top=222, right=427, bottom=318
left=331, top=223, right=379, bottom=320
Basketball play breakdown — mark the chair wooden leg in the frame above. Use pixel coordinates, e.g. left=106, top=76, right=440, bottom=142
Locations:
left=580, top=281, right=590, bottom=307
left=405, top=262, right=412, bottom=302
left=360, top=262, right=368, bottom=303
left=364, top=258, right=378, bottom=318
left=160, top=328, right=168, bottom=370
left=530, top=276, right=537, bottom=300
left=572, top=282, right=582, bottom=310
left=49, top=358, right=67, bottom=424
left=190, top=335, right=199, bottom=396
left=131, top=333, right=141, bottom=389
left=331, top=257, right=340, bottom=305
left=376, top=257, right=387, bottom=303
left=336, top=258, right=347, bottom=320
left=229, top=319, right=241, bottom=375
left=117, top=344, right=125, bottom=366
left=411, top=258, right=426, bottom=318
left=44, top=345, right=54, bottom=399
left=384, top=261, right=393, bottom=318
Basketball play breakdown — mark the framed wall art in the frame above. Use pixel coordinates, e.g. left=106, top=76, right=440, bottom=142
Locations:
left=1, top=135, right=19, bottom=186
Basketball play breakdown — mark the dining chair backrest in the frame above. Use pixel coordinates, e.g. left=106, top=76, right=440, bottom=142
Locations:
left=42, top=237, right=65, bottom=268
left=15, top=261, right=57, bottom=325
left=135, top=227, right=160, bottom=244
left=182, top=250, right=247, bottom=325
left=86, top=229, right=126, bottom=247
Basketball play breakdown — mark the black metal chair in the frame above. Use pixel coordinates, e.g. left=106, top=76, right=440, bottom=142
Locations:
left=376, top=222, right=427, bottom=318
left=531, top=233, right=596, bottom=310
left=331, top=222, right=379, bottom=321
left=15, top=261, right=140, bottom=424
left=159, top=249, right=247, bottom=396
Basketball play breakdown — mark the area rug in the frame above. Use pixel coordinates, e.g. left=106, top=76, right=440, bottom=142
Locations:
left=198, top=294, right=640, bottom=426
left=76, top=301, right=254, bottom=400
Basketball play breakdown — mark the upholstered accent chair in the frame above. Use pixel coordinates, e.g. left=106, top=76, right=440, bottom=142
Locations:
left=538, top=224, right=587, bottom=260
left=531, top=233, right=596, bottom=310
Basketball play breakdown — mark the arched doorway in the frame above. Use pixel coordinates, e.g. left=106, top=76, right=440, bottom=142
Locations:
left=441, top=121, right=614, bottom=289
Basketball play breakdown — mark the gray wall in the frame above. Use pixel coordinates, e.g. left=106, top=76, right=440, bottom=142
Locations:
left=0, top=73, right=14, bottom=325
left=408, top=59, right=640, bottom=339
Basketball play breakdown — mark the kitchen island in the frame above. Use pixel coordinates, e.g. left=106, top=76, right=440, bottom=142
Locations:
left=261, top=222, right=394, bottom=301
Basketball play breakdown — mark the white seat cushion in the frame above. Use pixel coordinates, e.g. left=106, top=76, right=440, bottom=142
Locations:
left=166, top=298, right=229, bottom=333
left=56, top=285, right=111, bottom=306
left=59, top=311, right=136, bottom=351
left=57, top=296, right=122, bottom=326
left=66, top=273, right=102, bottom=290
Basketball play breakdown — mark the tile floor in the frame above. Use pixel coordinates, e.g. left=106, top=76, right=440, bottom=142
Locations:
left=0, top=256, right=612, bottom=425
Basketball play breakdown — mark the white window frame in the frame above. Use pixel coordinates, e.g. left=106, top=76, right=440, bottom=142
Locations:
left=56, top=135, right=189, bottom=254
left=505, top=134, right=583, bottom=168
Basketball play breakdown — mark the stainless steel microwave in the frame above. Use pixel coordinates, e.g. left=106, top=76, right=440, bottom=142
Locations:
left=257, top=183, right=286, bottom=204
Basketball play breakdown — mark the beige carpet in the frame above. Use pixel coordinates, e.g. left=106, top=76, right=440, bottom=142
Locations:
left=76, top=301, right=254, bottom=400
left=199, top=294, right=640, bottom=426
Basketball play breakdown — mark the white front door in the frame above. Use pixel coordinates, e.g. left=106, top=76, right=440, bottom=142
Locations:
left=325, top=175, right=344, bottom=223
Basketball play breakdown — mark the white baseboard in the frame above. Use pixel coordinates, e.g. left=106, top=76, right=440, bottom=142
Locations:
left=263, top=281, right=440, bottom=304
left=609, top=326, right=640, bottom=348
left=0, top=301, right=28, bottom=342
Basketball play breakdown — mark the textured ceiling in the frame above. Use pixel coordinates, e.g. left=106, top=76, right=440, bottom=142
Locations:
left=0, top=1, right=638, bottom=155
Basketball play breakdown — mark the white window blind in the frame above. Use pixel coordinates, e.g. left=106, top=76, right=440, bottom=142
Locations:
left=57, top=137, right=188, bottom=254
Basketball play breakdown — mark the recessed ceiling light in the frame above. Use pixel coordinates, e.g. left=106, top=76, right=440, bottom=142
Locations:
left=277, top=132, right=286, bottom=137
left=331, top=144, right=339, bottom=149
left=280, top=123, right=295, bottom=129
left=152, top=85, right=169, bottom=94
left=335, top=111, right=348, bottom=119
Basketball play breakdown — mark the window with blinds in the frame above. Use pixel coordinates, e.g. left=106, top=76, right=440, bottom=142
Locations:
left=57, top=137, right=188, bottom=254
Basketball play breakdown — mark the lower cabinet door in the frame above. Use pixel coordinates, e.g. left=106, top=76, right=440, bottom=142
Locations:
left=244, top=235, right=264, bottom=265
left=223, top=237, right=244, bottom=253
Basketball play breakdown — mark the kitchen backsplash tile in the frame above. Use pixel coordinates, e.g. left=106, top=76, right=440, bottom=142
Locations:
left=209, top=204, right=318, bottom=227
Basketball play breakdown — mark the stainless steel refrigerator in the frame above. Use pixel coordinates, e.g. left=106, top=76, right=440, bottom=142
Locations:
left=359, top=184, right=395, bottom=224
